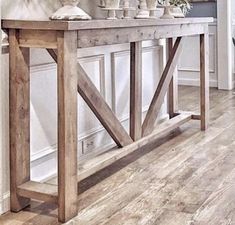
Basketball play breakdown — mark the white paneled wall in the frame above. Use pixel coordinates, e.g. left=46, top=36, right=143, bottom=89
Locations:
left=30, top=42, right=165, bottom=181
left=0, top=53, right=10, bottom=214
left=178, top=22, right=218, bottom=87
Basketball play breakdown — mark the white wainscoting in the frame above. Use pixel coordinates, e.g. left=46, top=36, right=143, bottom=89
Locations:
left=178, top=22, right=218, bottom=87
left=29, top=43, right=166, bottom=182
left=0, top=53, right=10, bottom=215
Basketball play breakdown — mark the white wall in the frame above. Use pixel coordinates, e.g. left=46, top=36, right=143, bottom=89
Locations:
left=180, top=1, right=218, bottom=88
left=217, top=0, right=235, bottom=90
left=178, top=21, right=218, bottom=87
left=0, top=0, right=3, bottom=214
left=0, top=1, right=166, bottom=214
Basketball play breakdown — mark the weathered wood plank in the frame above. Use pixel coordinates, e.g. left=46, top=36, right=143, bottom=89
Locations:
left=19, top=30, right=57, bottom=48
left=76, top=122, right=224, bottom=225
left=2, top=18, right=214, bottom=31
left=57, top=31, right=78, bottom=223
left=192, top=115, right=201, bottom=120
left=17, top=181, right=58, bottom=204
left=142, top=37, right=183, bottom=137
left=168, top=38, right=178, bottom=119
left=130, top=41, right=142, bottom=141
left=77, top=24, right=204, bottom=48
left=192, top=183, right=235, bottom=225
left=200, top=32, right=209, bottom=131
left=101, top=121, right=231, bottom=225
left=9, top=29, right=31, bottom=212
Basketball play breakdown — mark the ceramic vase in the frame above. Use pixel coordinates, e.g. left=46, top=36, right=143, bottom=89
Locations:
left=135, top=0, right=149, bottom=19
left=100, top=0, right=106, bottom=7
left=146, top=0, right=158, bottom=18
left=103, top=0, right=121, bottom=20
left=146, top=0, right=157, bottom=9
left=50, top=0, right=91, bottom=20
left=104, top=0, right=121, bottom=8
left=122, top=0, right=135, bottom=19
left=160, top=0, right=174, bottom=19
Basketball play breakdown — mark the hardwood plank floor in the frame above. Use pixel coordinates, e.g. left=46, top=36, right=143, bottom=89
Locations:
left=1, top=86, right=235, bottom=225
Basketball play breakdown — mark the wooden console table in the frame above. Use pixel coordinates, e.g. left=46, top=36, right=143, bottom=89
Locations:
left=2, top=17, right=213, bottom=223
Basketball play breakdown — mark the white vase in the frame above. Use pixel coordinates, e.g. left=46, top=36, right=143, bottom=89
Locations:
left=1, top=31, right=8, bottom=44
left=146, top=0, right=157, bottom=9
left=160, top=0, right=174, bottom=19
left=146, top=0, right=158, bottom=18
left=135, top=0, right=149, bottom=19
left=104, top=0, right=121, bottom=9
left=50, top=0, right=92, bottom=20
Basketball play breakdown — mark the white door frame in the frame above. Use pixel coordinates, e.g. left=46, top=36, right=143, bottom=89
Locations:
left=217, top=0, right=234, bottom=90
left=0, top=27, right=4, bottom=217
left=0, top=4, right=3, bottom=213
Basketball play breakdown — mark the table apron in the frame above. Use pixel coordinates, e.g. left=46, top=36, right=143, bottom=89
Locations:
left=14, top=23, right=207, bottom=49
left=77, top=23, right=207, bottom=48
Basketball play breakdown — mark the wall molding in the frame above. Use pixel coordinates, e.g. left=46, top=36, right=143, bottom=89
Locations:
left=0, top=192, right=10, bottom=215
left=178, top=78, right=218, bottom=88
left=111, top=45, right=163, bottom=117
left=178, top=32, right=217, bottom=74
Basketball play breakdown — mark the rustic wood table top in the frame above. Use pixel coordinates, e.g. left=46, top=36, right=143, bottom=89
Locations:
left=2, top=17, right=213, bottom=30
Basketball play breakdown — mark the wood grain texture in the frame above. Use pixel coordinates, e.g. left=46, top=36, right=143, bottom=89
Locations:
left=200, top=32, right=209, bottom=131
left=1, top=87, right=235, bottom=225
left=168, top=38, right=178, bottom=119
left=57, top=31, right=78, bottom=223
left=9, top=29, right=30, bottom=212
left=130, top=41, right=142, bottom=141
left=17, top=181, right=58, bottom=204
left=142, top=37, right=183, bottom=137
left=19, top=30, right=57, bottom=48
left=77, top=24, right=205, bottom=48
left=2, top=18, right=214, bottom=31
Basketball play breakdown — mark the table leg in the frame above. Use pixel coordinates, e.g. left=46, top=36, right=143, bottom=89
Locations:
left=200, top=32, right=209, bottom=131
left=168, top=38, right=178, bottom=119
left=130, top=41, right=142, bottom=141
left=57, top=31, right=78, bottom=223
left=9, top=29, right=30, bottom=211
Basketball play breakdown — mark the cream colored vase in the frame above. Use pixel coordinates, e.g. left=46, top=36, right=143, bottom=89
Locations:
left=104, top=0, right=121, bottom=8
left=50, top=0, right=91, bottom=20
left=146, top=0, right=158, bottom=9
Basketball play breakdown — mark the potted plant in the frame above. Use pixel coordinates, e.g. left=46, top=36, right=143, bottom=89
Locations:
left=158, top=0, right=192, bottom=16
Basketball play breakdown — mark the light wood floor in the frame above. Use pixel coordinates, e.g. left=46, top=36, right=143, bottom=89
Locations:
left=1, top=86, right=235, bottom=225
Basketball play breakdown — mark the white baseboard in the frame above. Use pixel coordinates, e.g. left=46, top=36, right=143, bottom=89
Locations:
left=0, top=192, right=10, bottom=215
left=178, top=78, right=218, bottom=88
